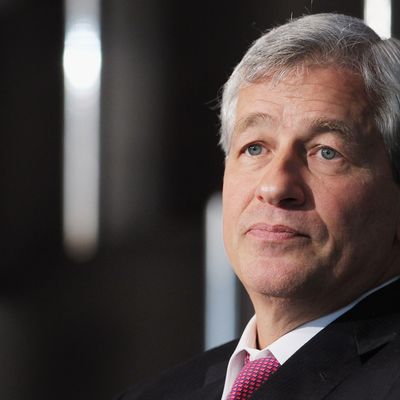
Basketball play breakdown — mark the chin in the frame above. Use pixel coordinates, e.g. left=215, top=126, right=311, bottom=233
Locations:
left=238, top=259, right=325, bottom=300
left=245, top=278, right=307, bottom=299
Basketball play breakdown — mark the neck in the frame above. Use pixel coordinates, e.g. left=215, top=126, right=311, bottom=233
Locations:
left=252, top=296, right=321, bottom=349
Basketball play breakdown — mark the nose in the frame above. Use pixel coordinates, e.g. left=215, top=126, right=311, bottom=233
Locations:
left=255, top=151, right=306, bottom=208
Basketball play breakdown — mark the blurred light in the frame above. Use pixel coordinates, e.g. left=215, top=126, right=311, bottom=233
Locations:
left=204, top=193, right=237, bottom=350
left=364, top=0, right=391, bottom=38
left=63, top=0, right=101, bottom=261
left=63, top=26, right=102, bottom=92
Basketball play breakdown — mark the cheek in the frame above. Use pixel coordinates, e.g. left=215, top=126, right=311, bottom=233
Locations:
left=222, top=170, right=253, bottom=242
left=222, top=178, right=239, bottom=240
left=315, top=179, right=366, bottom=226
left=315, top=176, right=397, bottom=247
left=223, top=169, right=255, bottom=215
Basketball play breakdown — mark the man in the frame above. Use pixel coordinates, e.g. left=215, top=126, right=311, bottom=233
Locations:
left=117, top=13, right=400, bottom=399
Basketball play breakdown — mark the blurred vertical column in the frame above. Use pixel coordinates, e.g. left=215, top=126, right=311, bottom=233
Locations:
left=63, top=0, right=102, bottom=261
left=204, top=193, right=237, bottom=350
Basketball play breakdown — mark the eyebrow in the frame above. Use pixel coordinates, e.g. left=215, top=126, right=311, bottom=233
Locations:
left=234, top=113, right=355, bottom=142
left=309, top=118, right=355, bottom=143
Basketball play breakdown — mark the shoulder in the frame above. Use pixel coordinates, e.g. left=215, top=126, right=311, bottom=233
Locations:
left=115, top=340, right=238, bottom=400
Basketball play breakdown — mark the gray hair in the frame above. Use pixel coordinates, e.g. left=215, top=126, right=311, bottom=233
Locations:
left=219, top=13, right=400, bottom=182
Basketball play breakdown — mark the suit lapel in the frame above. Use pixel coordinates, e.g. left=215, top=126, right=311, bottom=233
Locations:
left=186, top=343, right=235, bottom=400
left=252, top=319, right=361, bottom=400
left=184, top=360, right=227, bottom=400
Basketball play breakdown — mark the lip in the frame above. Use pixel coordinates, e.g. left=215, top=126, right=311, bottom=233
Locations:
left=246, top=223, right=308, bottom=241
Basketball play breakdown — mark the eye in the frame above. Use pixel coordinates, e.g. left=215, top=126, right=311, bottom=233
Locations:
left=320, top=147, right=338, bottom=160
left=245, top=143, right=263, bottom=156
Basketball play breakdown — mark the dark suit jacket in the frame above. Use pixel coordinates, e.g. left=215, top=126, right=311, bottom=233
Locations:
left=116, top=280, right=400, bottom=399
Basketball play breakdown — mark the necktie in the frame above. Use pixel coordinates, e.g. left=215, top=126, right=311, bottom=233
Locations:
left=228, top=352, right=280, bottom=400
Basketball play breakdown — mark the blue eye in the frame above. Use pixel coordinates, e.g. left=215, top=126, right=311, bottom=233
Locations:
left=246, top=144, right=263, bottom=156
left=320, top=147, right=337, bottom=160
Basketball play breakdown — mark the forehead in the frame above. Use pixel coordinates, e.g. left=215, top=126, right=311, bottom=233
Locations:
left=234, top=66, right=371, bottom=134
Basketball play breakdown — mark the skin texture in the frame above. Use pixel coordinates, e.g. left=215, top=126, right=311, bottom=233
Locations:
left=222, top=66, right=400, bottom=348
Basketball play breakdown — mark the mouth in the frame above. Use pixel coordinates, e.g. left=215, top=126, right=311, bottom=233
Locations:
left=246, top=223, right=308, bottom=241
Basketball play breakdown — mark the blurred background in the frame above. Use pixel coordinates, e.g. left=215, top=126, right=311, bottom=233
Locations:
left=0, top=0, right=398, bottom=399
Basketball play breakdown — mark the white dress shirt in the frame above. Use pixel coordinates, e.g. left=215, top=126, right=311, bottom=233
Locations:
left=221, top=277, right=399, bottom=400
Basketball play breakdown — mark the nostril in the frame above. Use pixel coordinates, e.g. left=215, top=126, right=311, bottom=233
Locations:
left=281, top=197, right=304, bottom=207
left=256, top=194, right=265, bottom=202
left=256, top=184, right=276, bottom=203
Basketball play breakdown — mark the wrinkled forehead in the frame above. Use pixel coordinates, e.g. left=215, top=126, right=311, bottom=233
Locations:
left=222, top=62, right=375, bottom=153
left=239, top=61, right=367, bottom=96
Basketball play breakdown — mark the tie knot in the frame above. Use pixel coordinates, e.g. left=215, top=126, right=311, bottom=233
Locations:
left=228, top=352, right=280, bottom=400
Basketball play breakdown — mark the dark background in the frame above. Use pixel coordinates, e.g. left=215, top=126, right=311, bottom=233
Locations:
left=1, top=0, right=394, bottom=399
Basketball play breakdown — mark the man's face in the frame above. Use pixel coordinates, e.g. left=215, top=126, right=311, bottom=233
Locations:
left=222, top=66, right=400, bottom=312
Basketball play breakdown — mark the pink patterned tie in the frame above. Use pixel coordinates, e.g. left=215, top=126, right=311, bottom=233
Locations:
left=228, top=352, right=280, bottom=400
